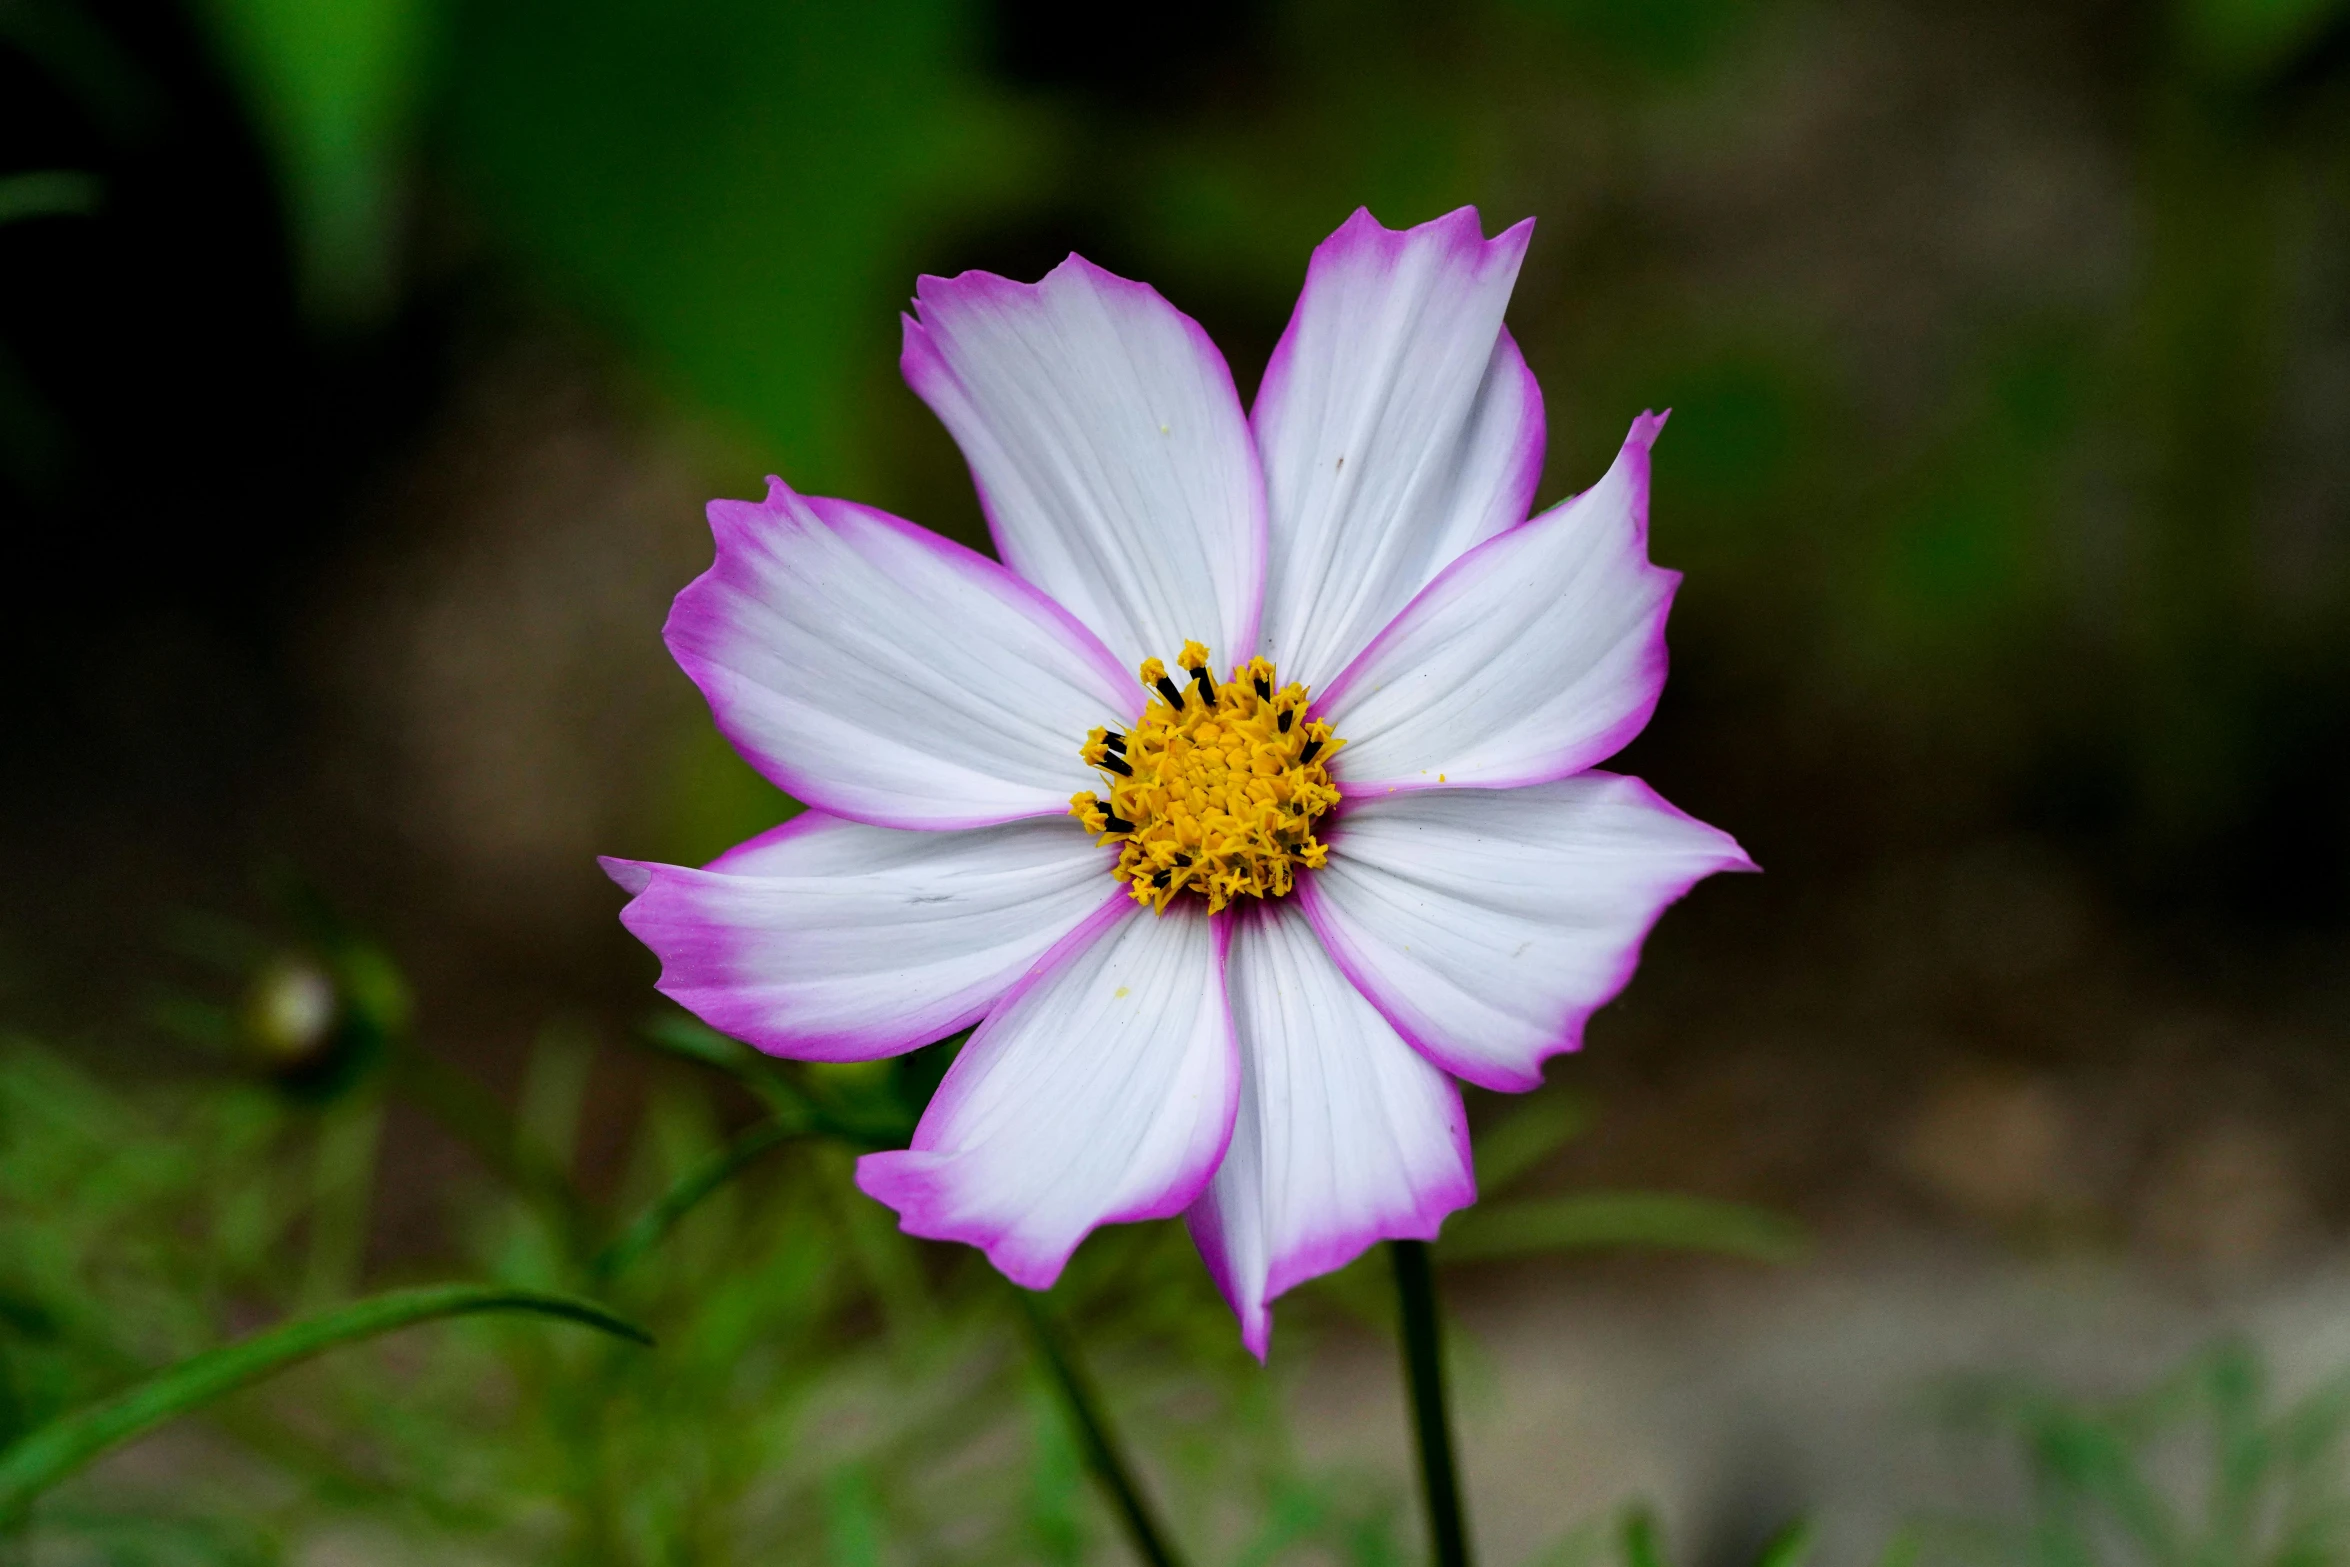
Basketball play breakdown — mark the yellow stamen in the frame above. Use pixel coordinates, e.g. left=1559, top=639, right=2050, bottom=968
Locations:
left=1068, top=643, right=1345, bottom=914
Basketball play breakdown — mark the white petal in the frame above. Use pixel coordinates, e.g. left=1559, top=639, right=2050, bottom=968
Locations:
left=666, top=484, right=1136, bottom=830
left=902, top=257, right=1265, bottom=676
left=1301, top=774, right=1753, bottom=1091
left=1318, top=414, right=1676, bottom=793
left=602, top=813, right=1117, bottom=1061
left=1253, top=207, right=1542, bottom=688
left=1187, top=902, right=1473, bottom=1360
left=856, top=900, right=1236, bottom=1289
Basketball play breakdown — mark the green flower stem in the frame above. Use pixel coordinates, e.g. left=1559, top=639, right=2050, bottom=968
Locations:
left=1014, top=1291, right=1184, bottom=1567
left=1392, top=1239, right=1472, bottom=1567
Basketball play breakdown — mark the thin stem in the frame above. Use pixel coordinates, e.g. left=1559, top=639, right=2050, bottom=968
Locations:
left=1392, top=1239, right=1471, bottom=1567
left=1014, top=1291, right=1183, bottom=1567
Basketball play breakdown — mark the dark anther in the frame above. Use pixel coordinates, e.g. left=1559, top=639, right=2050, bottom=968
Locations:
left=1172, top=853, right=1191, bottom=867
left=1103, top=731, right=1127, bottom=752
left=1253, top=675, right=1272, bottom=702
left=1298, top=738, right=1323, bottom=765
left=1151, top=870, right=1172, bottom=889
left=1189, top=666, right=1217, bottom=704
left=1154, top=675, right=1186, bottom=710
left=1103, top=811, right=1135, bottom=834
left=1099, top=753, right=1133, bottom=777
left=1277, top=708, right=1293, bottom=733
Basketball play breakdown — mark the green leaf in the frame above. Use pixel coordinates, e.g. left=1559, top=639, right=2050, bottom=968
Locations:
left=1470, top=1092, right=1592, bottom=1194
left=0, top=171, right=100, bottom=225
left=1755, top=1518, right=1816, bottom=1567
left=440, top=0, right=1044, bottom=490
left=2174, top=0, right=2350, bottom=83
left=0, top=0, right=156, bottom=141
left=1440, top=1192, right=1807, bottom=1265
left=1622, top=1505, right=1669, bottom=1567
left=195, top=0, right=438, bottom=319
left=0, top=1283, right=650, bottom=1523
left=593, top=1114, right=809, bottom=1279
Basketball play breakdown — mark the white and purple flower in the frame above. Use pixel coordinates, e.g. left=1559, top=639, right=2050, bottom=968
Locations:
left=603, top=207, right=1753, bottom=1358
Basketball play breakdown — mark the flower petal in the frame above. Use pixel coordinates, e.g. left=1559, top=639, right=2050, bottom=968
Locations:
left=1318, top=413, right=1676, bottom=794
left=856, top=899, right=1237, bottom=1289
left=1186, top=902, right=1473, bottom=1360
left=666, top=483, right=1137, bottom=830
left=901, top=256, right=1265, bottom=676
left=1252, top=207, right=1542, bottom=688
left=601, top=813, right=1118, bottom=1062
left=1301, top=773, right=1753, bottom=1091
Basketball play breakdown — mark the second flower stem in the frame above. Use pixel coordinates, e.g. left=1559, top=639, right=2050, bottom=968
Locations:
left=1016, top=1290, right=1184, bottom=1567
left=1392, top=1238, right=1472, bottom=1567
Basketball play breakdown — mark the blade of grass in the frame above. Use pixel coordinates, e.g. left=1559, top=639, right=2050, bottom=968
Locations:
left=637, top=1013, right=916, bottom=1144
left=0, top=1283, right=650, bottom=1524
left=1469, top=1093, right=1592, bottom=1195
left=1439, top=1192, right=1806, bottom=1265
left=592, top=1113, right=809, bottom=1280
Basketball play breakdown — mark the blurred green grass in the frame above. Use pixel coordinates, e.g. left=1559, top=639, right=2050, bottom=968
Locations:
left=0, top=907, right=1791, bottom=1562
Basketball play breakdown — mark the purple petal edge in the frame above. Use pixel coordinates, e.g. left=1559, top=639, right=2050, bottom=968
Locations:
left=664, top=480, right=1137, bottom=832
left=1489, top=327, right=1548, bottom=537
left=1187, top=902, right=1478, bottom=1361
left=599, top=856, right=654, bottom=897
left=1192, top=1108, right=1475, bottom=1362
left=853, top=904, right=1241, bottom=1290
left=1299, top=769, right=1756, bottom=1093
left=1319, top=410, right=1675, bottom=798
left=1250, top=204, right=1536, bottom=439
left=900, top=255, right=1270, bottom=661
left=599, top=811, right=1117, bottom=1064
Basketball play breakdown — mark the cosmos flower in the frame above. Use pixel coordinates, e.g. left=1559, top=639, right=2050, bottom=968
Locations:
left=603, top=207, right=1753, bottom=1357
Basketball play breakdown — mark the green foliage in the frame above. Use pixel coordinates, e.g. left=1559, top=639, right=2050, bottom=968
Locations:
left=1440, top=1191, right=1808, bottom=1265
left=0, top=967, right=1411, bottom=1563
left=1451, top=1087, right=1808, bottom=1266
left=2174, top=0, right=2350, bottom=83
left=1471, top=1091, right=1597, bottom=1193
left=1502, top=0, right=1760, bottom=76
left=437, top=0, right=1042, bottom=491
left=589, top=1113, right=806, bottom=1281
left=0, top=902, right=1818, bottom=1563
left=195, top=0, right=437, bottom=319
left=1613, top=1504, right=1816, bottom=1567
left=1918, top=1343, right=2350, bottom=1567
left=0, top=1282, right=649, bottom=1524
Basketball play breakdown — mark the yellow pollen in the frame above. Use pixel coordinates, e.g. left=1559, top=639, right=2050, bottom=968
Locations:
left=1068, top=642, right=1345, bottom=914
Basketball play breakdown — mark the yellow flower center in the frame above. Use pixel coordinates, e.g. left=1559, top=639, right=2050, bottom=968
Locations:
left=1069, top=640, right=1344, bottom=915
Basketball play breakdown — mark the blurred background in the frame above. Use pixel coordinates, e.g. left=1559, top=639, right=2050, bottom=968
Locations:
left=5, top=0, right=2350, bottom=1560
